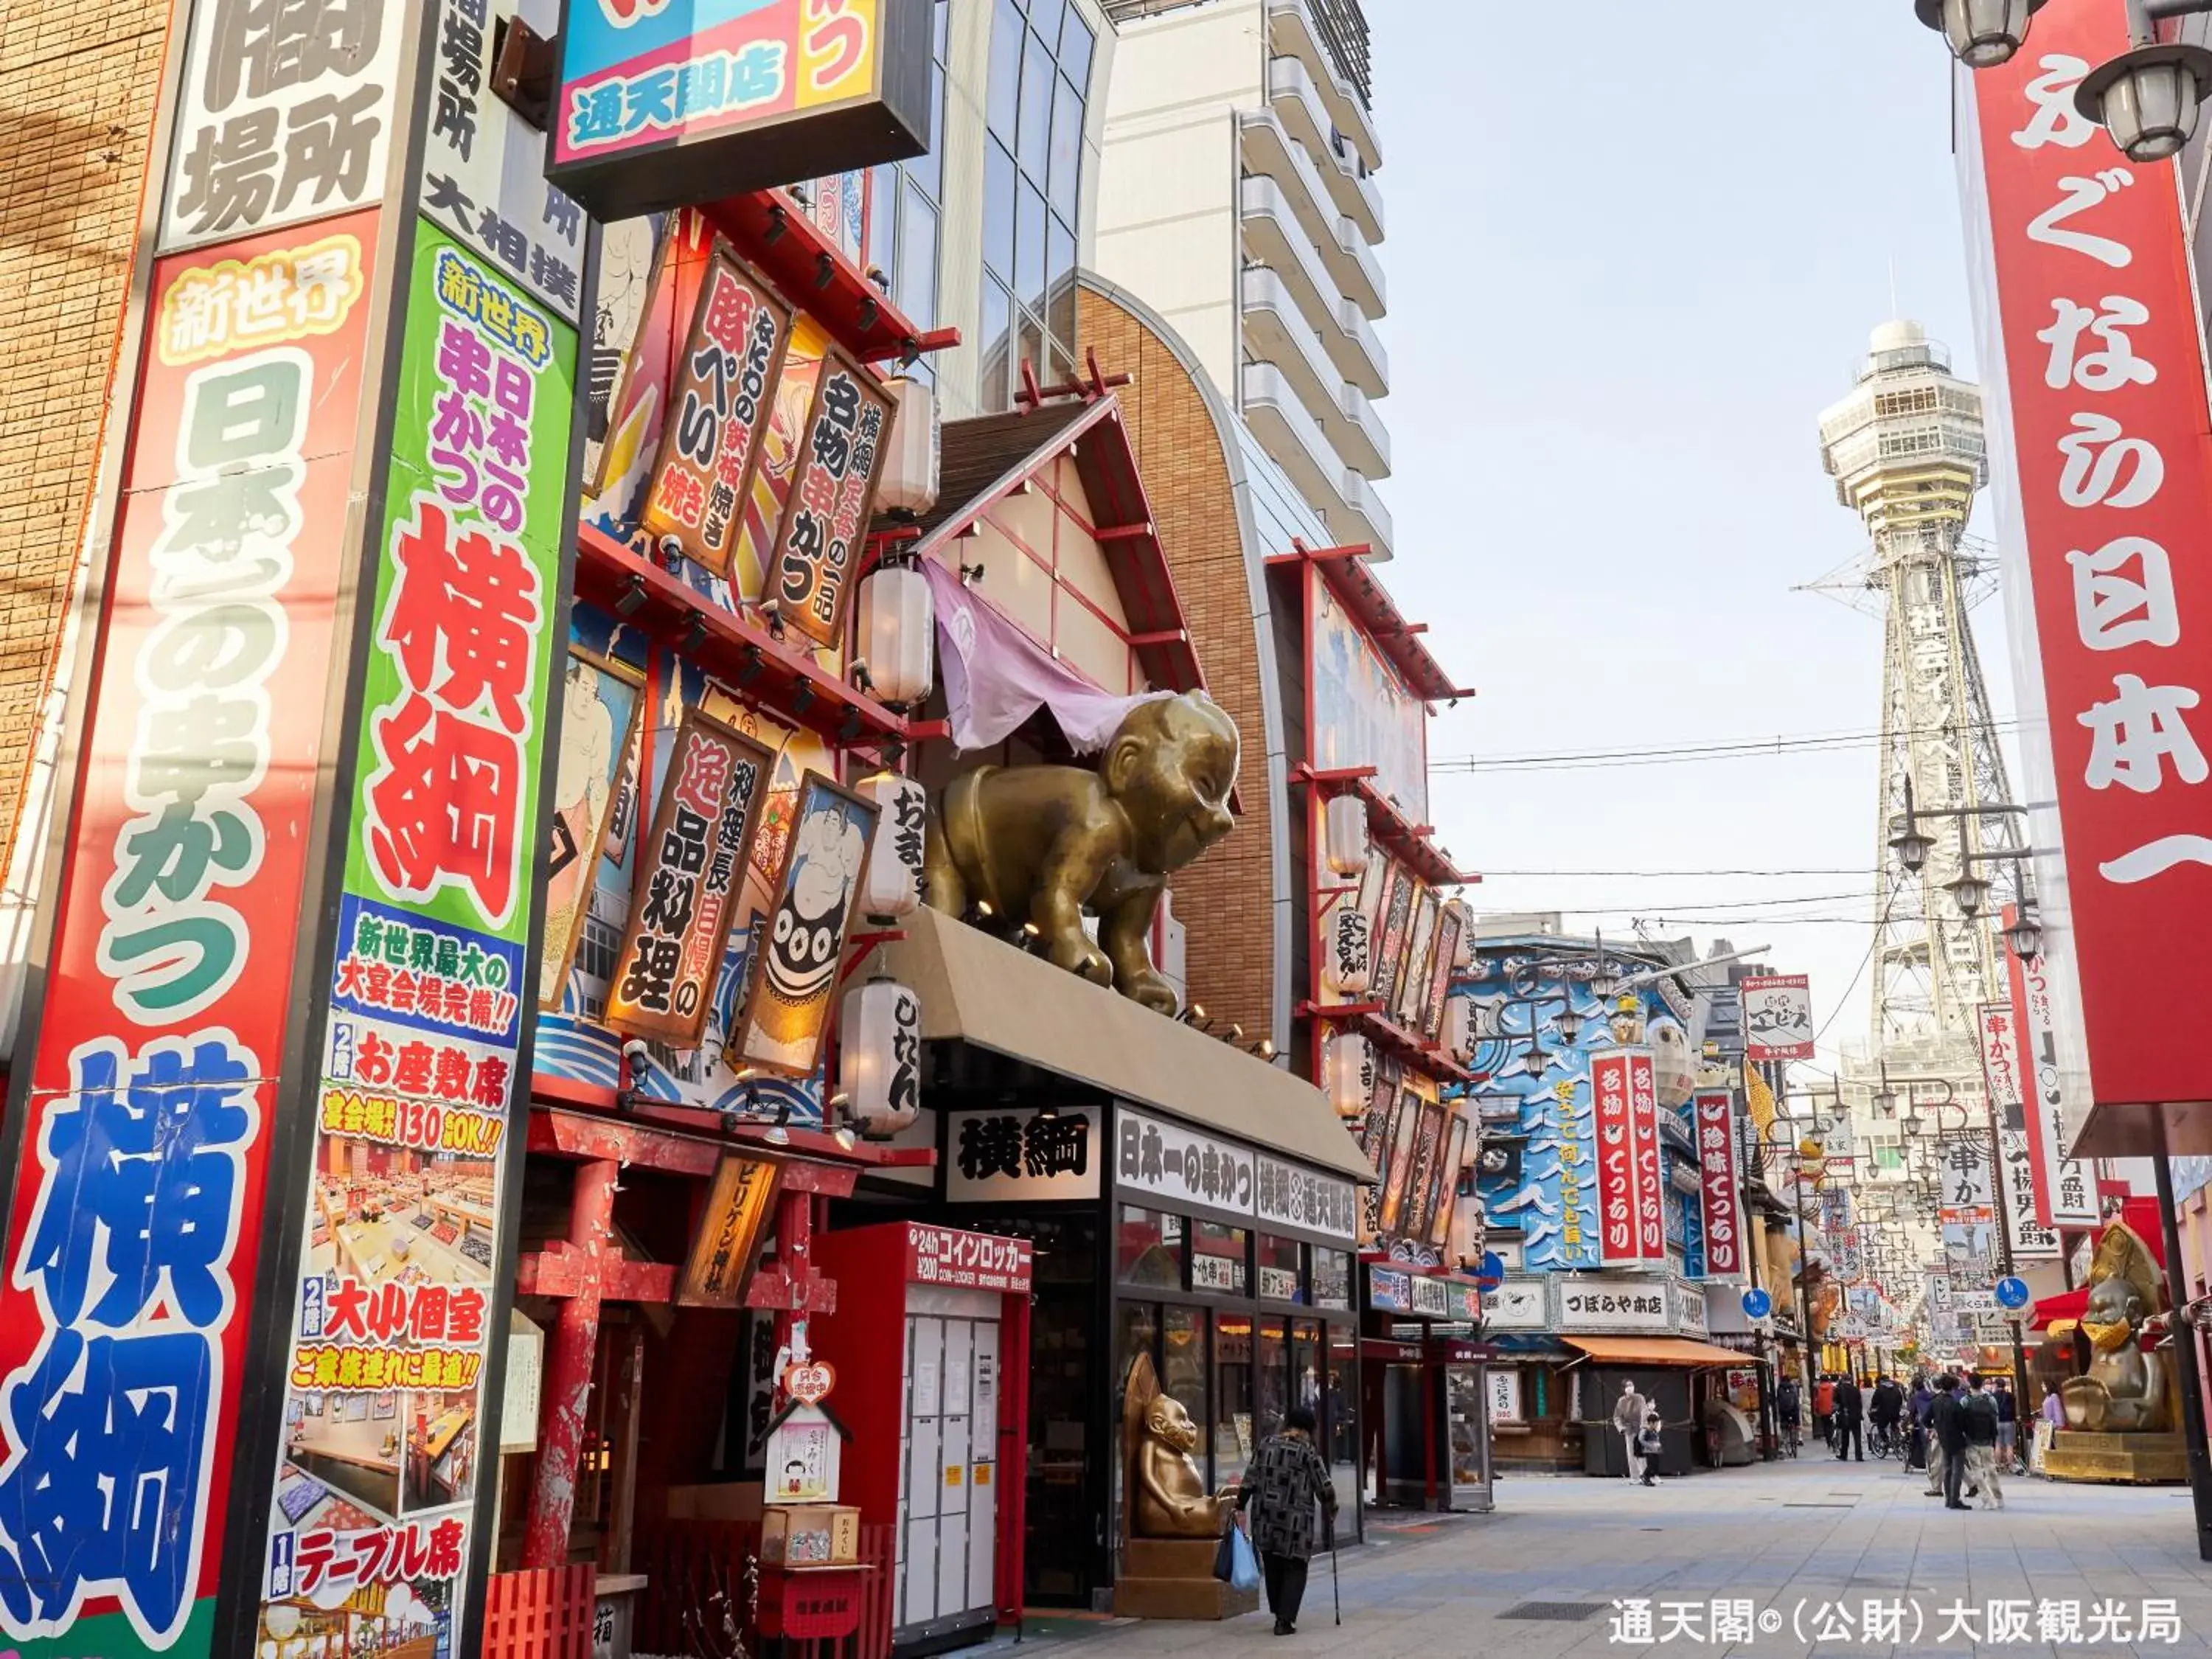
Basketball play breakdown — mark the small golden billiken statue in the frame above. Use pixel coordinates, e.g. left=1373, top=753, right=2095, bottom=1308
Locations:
left=924, top=692, right=1239, bottom=1012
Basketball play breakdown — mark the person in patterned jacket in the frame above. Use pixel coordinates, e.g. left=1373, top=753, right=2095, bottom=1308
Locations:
left=1235, top=1406, right=1340, bottom=1635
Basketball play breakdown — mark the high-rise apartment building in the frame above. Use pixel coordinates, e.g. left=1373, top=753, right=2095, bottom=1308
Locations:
left=1093, top=0, right=1391, bottom=556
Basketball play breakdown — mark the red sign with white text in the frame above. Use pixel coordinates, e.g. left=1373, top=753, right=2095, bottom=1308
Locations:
left=904, top=1222, right=1033, bottom=1294
left=1593, top=1048, right=1664, bottom=1266
left=0, top=213, right=380, bottom=1648
left=1694, top=1088, right=1744, bottom=1278
left=1968, top=1, right=2212, bottom=1113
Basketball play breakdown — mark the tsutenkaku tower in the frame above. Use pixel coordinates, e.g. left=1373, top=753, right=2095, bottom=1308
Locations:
left=1818, top=321, right=2020, bottom=1050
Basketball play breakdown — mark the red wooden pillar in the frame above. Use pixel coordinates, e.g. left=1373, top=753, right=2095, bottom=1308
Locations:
left=524, top=1157, right=619, bottom=1568
left=996, top=1285, right=1032, bottom=1627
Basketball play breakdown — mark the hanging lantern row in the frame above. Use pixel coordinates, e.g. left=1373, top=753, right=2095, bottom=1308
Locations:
left=1323, top=892, right=1371, bottom=998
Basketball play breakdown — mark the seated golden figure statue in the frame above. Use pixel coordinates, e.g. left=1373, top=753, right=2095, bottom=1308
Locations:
left=924, top=692, right=1239, bottom=1013
left=1122, top=1351, right=1235, bottom=1539
left=2053, top=1220, right=2171, bottom=1433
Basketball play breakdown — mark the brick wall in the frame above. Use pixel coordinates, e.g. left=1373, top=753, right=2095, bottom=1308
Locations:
left=0, top=0, right=168, bottom=852
left=1080, top=285, right=1278, bottom=1047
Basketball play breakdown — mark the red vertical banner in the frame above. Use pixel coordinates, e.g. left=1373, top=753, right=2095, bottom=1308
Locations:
left=1627, top=1048, right=1665, bottom=1263
left=1694, top=1088, right=1743, bottom=1278
left=1593, top=1048, right=1665, bottom=1267
left=0, top=212, right=382, bottom=1651
left=1966, top=0, right=2212, bottom=1113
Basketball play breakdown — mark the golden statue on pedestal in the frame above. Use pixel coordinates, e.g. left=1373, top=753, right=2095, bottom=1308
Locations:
left=2053, top=1219, right=2171, bottom=1433
left=924, top=692, right=1239, bottom=1013
left=1122, top=1350, right=1236, bottom=1539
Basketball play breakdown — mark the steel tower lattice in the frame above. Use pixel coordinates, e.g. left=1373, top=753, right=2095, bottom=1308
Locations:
left=1816, top=321, right=2021, bottom=1057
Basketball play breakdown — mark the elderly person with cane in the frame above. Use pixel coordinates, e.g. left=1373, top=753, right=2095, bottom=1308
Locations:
left=1237, top=1406, right=1340, bottom=1636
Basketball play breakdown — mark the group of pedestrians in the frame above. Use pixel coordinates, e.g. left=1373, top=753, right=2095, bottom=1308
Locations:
left=1787, top=1367, right=2039, bottom=1512
left=1918, top=1371, right=2011, bottom=1509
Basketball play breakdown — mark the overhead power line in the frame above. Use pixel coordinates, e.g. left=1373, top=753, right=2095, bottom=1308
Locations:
left=1432, top=717, right=2025, bottom=773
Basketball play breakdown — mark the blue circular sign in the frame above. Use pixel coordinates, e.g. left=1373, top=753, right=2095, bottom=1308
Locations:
left=1995, top=1276, right=2031, bottom=1311
left=1741, top=1288, right=1773, bottom=1319
left=1475, top=1251, right=1505, bottom=1293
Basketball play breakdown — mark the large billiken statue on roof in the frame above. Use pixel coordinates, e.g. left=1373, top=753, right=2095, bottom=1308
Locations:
left=923, top=692, right=1239, bottom=1010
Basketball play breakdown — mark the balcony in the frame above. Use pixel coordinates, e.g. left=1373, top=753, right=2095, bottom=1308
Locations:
left=1267, top=56, right=1335, bottom=173
left=1240, top=175, right=1384, bottom=398
left=1242, top=361, right=1349, bottom=531
left=1335, top=218, right=1384, bottom=318
left=1335, top=296, right=1386, bottom=398
left=1322, top=133, right=1384, bottom=244
left=1242, top=266, right=1340, bottom=434
left=1336, top=380, right=1389, bottom=479
left=1335, top=465, right=1394, bottom=557
left=1264, top=0, right=1380, bottom=171
left=1237, top=108, right=1340, bottom=268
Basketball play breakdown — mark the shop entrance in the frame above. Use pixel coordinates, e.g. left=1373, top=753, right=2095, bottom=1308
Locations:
left=1019, top=1220, right=1104, bottom=1610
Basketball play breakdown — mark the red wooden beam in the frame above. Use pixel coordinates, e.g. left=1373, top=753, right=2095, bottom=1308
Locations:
left=518, top=1250, right=678, bottom=1304
left=745, top=1267, right=841, bottom=1314
left=529, top=1107, right=723, bottom=1175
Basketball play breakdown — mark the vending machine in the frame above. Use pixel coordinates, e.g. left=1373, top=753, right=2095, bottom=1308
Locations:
left=810, top=1221, right=1034, bottom=1654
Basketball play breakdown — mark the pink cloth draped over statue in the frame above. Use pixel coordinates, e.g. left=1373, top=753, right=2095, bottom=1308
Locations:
left=925, top=555, right=1170, bottom=753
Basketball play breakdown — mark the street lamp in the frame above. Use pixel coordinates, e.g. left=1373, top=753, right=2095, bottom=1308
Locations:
left=1914, top=0, right=2048, bottom=67
left=2000, top=906, right=2043, bottom=961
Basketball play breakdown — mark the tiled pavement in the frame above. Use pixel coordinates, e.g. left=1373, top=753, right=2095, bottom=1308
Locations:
left=993, top=1454, right=2212, bottom=1656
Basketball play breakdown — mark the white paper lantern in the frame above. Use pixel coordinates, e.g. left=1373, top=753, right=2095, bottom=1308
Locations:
left=1323, top=896, right=1371, bottom=996
left=1444, top=994, right=1474, bottom=1063
left=1324, top=792, right=1370, bottom=877
left=855, top=563, right=935, bottom=706
left=1325, top=1030, right=1372, bottom=1119
left=876, top=376, right=941, bottom=518
left=856, top=771, right=926, bottom=918
left=840, top=975, right=921, bottom=1136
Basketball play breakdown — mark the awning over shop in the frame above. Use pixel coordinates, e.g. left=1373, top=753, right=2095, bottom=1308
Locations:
left=1562, top=1335, right=1753, bottom=1368
left=2029, top=1285, right=2087, bottom=1333
left=879, top=905, right=1375, bottom=1184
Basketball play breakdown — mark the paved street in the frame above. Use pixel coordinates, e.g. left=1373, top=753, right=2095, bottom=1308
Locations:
left=1004, top=1457, right=2211, bottom=1657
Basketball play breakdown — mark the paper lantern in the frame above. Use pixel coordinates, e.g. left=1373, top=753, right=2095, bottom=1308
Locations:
left=1324, top=792, right=1370, bottom=877
left=855, top=771, right=926, bottom=918
left=1323, top=896, right=1371, bottom=996
left=1325, top=1030, right=1372, bottom=1119
left=1444, top=994, right=1474, bottom=1063
left=855, top=563, right=934, bottom=707
left=876, top=376, right=940, bottom=519
left=838, top=975, right=921, bottom=1137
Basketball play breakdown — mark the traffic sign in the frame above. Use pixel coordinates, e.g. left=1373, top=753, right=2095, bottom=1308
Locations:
left=1742, top=1288, right=1773, bottom=1319
left=1994, top=1276, right=2030, bottom=1311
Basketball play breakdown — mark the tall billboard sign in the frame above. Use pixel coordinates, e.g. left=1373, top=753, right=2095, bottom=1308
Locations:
left=549, top=0, right=937, bottom=216
left=1739, top=973, right=1813, bottom=1062
left=1963, top=0, right=2212, bottom=1127
left=1592, top=1047, right=1664, bottom=1267
left=0, top=0, right=594, bottom=1649
left=2003, top=905, right=2099, bottom=1230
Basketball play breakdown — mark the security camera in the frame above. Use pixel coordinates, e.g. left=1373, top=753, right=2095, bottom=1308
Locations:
left=622, top=1038, right=653, bottom=1070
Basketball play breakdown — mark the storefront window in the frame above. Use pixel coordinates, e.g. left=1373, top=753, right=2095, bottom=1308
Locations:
left=1191, top=1221, right=1248, bottom=1295
left=1214, top=1312, right=1253, bottom=1491
left=1326, top=1327, right=1357, bottom=1517
left=1256, top=1317, right=1288, bottom=1439
left=1161, top=1306, right=1208, bottom=1473
left=1117, top=1206, right=1185, bottom=1288
left=1312, top=1247, right=1352, bottom=1310
left=1257, top=1234, right=1304, bottom=1304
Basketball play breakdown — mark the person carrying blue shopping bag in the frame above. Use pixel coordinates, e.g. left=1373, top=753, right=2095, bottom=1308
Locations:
left=1236, top=1406, right=1340, bottom=1636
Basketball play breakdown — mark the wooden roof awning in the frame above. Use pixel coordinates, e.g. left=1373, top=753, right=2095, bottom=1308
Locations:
left=1268, top=538, right=1475, bottom=703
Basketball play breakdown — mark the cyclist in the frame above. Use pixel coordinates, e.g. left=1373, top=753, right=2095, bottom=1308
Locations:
left=1776, top=1374, right=1803, bottom=1456
left=1869, top=1373, right=1904, bottom=1458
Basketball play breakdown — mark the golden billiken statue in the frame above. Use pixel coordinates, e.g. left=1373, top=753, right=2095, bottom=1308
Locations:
left=924, top=692, right=1239, bottom=1012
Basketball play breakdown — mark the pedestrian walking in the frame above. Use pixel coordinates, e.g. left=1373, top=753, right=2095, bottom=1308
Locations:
left=1931, top=1374, right=1970, bottom=1509
left=1613, top=1378, right=1649, bottom=1483
left=1813, top=1374, right=1836, bottom=1451
left=1237, top=1406, right=1340, bottom=1636
left=1832, top=1374, right=1865, bottom=1462
left=1638, top=1410, right=1664, bottom=1486
left=1961, top=1373, right=2005, bottom=1510
left=1993, top=1379, right=2020, bottom=1472
left=1907, top=1374, right=1933, bottom=1472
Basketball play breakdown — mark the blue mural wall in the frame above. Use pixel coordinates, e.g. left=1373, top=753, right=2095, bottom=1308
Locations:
left=1455, top=939, right=1701, bottom=1276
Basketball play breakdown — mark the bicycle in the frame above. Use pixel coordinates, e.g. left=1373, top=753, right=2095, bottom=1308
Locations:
left=1778, top=1419, right=1803, bottom=1458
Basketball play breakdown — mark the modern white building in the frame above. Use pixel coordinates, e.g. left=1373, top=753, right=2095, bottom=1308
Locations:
left=1093, top=0, right=1392, bottom=557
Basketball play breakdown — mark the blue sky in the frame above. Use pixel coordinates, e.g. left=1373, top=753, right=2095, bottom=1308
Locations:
left=1371, top=4, right=2021, bottom=1079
